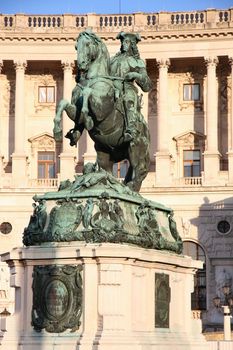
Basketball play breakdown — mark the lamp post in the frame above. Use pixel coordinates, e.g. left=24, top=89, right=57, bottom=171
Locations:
left=213, top=285, right=233, bottom=341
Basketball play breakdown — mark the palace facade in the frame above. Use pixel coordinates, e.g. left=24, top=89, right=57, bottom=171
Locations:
left=0, top=9, right=233, bottom=331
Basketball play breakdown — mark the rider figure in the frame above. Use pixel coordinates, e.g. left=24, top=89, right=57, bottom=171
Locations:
left=110, top=32, right=152, bottom=142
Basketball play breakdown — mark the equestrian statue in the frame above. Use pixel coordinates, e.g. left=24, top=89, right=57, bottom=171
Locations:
left=53, top=30, right=152, bottom=192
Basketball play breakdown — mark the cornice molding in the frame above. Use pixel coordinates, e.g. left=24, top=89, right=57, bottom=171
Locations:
left=1, top=28, right=233, bottom=43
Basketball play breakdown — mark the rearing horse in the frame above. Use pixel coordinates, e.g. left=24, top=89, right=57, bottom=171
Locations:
left=53, top=30, right=150, bottom=192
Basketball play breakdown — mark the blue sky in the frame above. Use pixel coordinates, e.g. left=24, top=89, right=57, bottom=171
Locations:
left=0, top=0, right=232, bottom=15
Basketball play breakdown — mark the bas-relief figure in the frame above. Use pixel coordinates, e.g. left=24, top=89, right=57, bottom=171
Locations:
left=53, top=30, right=151, bottom=192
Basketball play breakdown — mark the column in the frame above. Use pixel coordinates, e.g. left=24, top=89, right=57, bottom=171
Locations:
left=59, top=60, right=77, bottom=180
left=0, top=60, right=5, bottom=186
left=227, top=58, right=233, bottom=183
left=155, top=59, right=172, bottom=186
left=12, top=60, right=28, bottom=187
left=203, top=57, right=220, bottom=184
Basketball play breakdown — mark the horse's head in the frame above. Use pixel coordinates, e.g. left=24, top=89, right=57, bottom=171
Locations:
left=75, top=30, right=110, bottom=75
left=75, top=31, right=99, bottom=72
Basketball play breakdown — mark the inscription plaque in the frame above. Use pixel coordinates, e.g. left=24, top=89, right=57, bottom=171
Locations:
left=155, top=273, right=170, bottom=328
left=32, top=264, right=82, bottom=333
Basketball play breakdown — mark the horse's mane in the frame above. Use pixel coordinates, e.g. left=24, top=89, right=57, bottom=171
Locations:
left=77, top=31, right=110, bottom=73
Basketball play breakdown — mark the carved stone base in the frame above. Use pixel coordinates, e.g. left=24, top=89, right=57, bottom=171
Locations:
left=1, top=243, right=209, bottom=350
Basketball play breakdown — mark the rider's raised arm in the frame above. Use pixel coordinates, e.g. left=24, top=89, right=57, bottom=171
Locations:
left=133, top=60, right=152, bottom=92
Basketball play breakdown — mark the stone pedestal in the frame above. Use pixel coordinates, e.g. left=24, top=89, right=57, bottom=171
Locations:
left=1, top=243, right=208, bottom=350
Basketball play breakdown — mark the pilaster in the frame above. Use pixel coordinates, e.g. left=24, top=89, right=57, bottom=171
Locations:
left=155, top=58, right=172, bottom=186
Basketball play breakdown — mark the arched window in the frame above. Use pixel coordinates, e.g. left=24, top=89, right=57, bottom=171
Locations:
left=183, top=241, right=206, bottom=310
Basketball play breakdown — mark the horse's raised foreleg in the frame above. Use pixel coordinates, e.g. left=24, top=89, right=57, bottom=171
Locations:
left=53, top=99, right=76, bottom=141
left=81, top=87, right=94, bottom=131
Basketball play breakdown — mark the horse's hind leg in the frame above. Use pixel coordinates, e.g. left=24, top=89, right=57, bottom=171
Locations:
left=127, top=142, right=150, bottom=192
left=96, top=151, right=114, bottom=173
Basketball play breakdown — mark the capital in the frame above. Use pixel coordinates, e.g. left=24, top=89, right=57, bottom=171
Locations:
left=205, top=56, right=218, bottom=68
left=14, top=60, right=27, bottom=72
left=157, top=58, right=170, bottom=70
left=61, top=60, right=75, bottom=71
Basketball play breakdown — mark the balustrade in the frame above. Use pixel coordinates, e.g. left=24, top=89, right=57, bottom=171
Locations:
left=28, top=16, right=62, bottom=27
left=0, top=9, right=233, bottom=31
left=99, top=15, right=133, bottom=27
left=3, top=16, right=14, bottom=27
left=171, top=12, right=205, bottom=24
left=29, top=178, right=58, bottom=188
left=76, top=16, right=86, bottom=27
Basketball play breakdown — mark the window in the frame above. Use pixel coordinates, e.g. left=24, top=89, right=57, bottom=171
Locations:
left=183, top=241, right=206, bottom=310
left=183, top=84, right=200, bottom=101
left=183, top=150, right=200, bottom=177
left=113, top=160, right=129, bottom=178
left=38, top=86, right=55, bottom=103
left=38, top=152, right=55, bottom=179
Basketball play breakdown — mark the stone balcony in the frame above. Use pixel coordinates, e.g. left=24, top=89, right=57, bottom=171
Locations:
left=0, top=8, right=233, bottom=34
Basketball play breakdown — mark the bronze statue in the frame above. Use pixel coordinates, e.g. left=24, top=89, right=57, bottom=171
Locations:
left=53, top=30, right=151, bottom=192
left=110, top=32, right=152, bottom=142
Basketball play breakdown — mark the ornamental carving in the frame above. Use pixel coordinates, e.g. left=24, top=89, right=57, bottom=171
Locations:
left=157, top=58, right=170, bottom=69
left=173, top=131, right=206, bottom=151
left=205, top=56, right=219, bottom=68
left=177, top=72, right=203, bottom=112
left=23, top=164, right=183, bottom=254
left=32, top=264, right=82, bottom=333
left=148, top=78, right=157, bottom=115
left=155, top=273, right=170, bottom=328
left=29, top=133, right=55, bottom=156
left=219, top=76, right=231, bottom=113
left=33, top=74, right=57, bottom=112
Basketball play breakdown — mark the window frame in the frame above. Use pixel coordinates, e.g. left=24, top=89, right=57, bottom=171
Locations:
left=183, top=149, right=201, bottom=177
left=183, top=83, right=200, bottom=102
left=37, top=151, right=56, bottom=179
left=38, top=86, right=55, bottom=104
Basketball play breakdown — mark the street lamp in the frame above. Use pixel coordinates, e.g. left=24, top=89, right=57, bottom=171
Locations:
left=213, top=285, right=233, bottom=341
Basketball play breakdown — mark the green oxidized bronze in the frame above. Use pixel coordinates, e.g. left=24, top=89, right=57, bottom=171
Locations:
left=23, top=163, right=183, bottom=254
left=32, top=265, right=82, bottom=333
left=155, top=273, right=170, bottom=328
left=23, top=30, right=183, bottom=254
left=53, top=30, right=151, bottom=192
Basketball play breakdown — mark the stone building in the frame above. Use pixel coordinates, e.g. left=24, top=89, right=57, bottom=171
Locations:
left=0, top=8, right=233, bottom=330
